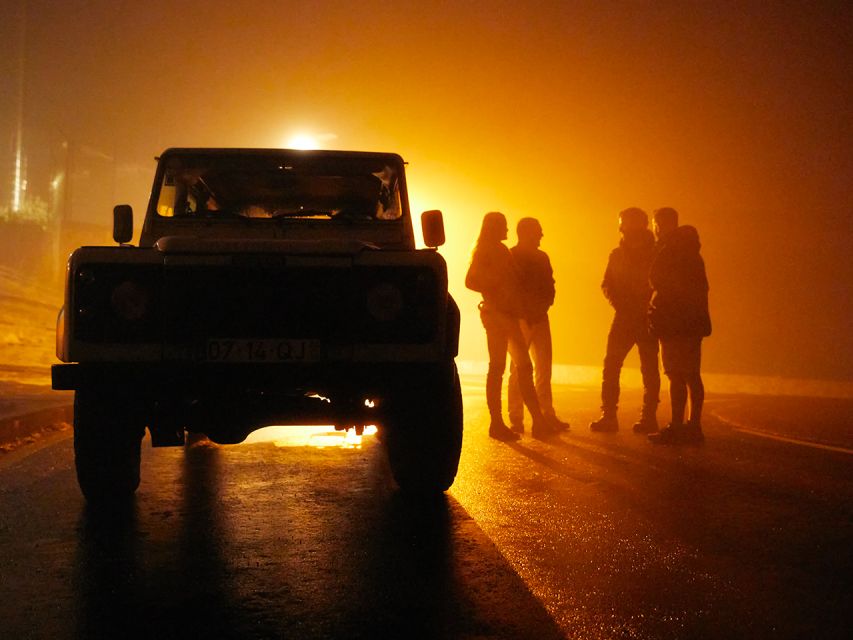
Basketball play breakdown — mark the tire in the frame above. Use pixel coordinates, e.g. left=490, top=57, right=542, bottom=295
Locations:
left=384, top=362, right=463, bottom=494
left=73, top=390, right=145, bottom=504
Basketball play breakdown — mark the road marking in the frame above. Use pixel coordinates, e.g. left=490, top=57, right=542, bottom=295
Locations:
left=713, top=414, right=853, bottom=455
left=0, top=425, right=71, bottom=469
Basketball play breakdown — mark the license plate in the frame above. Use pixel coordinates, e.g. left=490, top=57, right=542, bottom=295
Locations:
left=201, top=339, right=320, bottom=362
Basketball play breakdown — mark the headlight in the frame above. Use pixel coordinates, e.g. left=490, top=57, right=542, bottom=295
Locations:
left=366, top=282, right=404, bottom=322
left=73, top=263, right=160, bottom=342
left=110, top=280, right=150, bottom=321
left=355, top=267, right=439, bottom=343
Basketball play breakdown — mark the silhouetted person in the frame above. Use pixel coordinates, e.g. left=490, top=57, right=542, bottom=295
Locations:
left=465, top=212, right=553, bottom=441
left=590, top=208, right=660, bottom=433
left=647, top=207, right=711, bottom=444
left=507, top=218, right=570, bottom=433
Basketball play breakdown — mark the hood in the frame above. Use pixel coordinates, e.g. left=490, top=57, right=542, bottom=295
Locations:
left=154, top=236, right=379, bottom=255
left=672, top=225, right=701, bottom=254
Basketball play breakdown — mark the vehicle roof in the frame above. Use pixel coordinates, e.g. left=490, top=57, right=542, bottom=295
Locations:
left=157, top=148, right=406, bottom=164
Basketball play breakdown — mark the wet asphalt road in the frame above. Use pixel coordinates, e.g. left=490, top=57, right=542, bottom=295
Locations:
left=1, top=380, right=851, bottom=639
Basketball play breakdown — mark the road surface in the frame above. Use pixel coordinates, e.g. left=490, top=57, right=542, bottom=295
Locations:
left=1, top=379, right=851, bottom=639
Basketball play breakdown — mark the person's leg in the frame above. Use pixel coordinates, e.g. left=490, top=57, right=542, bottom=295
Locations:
left=482, top=310, right=517, bottom=441
left=484, top=312, right=508, bottom=419
left=649, top=336, right=705, bottom=444
left=648, top=370, right=689, bottom=444
left=593, top=317, right=633, bottom=431
left=687, top=374, right=704, bottom=421
left=602, top=318, right=634, bottom=412
left=506, top=319, right=549, bottom=436
left=668, top=372, right=688, bottom=425
left=507, top=321, right=532, bottom=429
left=528, top=317, right=554, bottom=416
left=686, top=338, right=704, bottom=430
left=634, top=333, right=661, bottom=432
left=529, top=316, right=570, bottom=430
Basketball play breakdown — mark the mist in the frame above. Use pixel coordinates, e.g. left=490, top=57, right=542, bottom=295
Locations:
left=1, top=0, right=851, bottom=383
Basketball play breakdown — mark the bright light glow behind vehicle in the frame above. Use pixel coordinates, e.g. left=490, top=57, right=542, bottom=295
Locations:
left=286, top=133, right=319, bottom=150
left=243, top=424, right=378, bottom=448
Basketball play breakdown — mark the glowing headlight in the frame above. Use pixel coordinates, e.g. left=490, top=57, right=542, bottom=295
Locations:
left=366, top=283, right=404, bottom=322
left=110, top=281, right=150, bottom=321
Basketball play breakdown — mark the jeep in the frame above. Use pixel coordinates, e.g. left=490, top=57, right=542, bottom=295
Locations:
left=52, top=148, right=462, bottom=502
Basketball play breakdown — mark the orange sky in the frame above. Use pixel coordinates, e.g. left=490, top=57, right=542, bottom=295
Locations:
left=2, top=0, right=851, bottom=380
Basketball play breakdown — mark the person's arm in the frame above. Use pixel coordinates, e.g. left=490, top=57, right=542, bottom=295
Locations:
left=699, top=258, right=709, bottom=294
left=648, top=249, right=666, bottom=293
left=465, top=247, right=498, bottom=294
left=465, top=247, right=486, bottom=292
left=544, top=254, right=556, bottom=308
left=465, top=259, right=482, bottom=292
left=601, top=251, right=619, bottom=307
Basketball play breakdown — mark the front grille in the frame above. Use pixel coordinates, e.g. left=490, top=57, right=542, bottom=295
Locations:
left=163, top=266, right=352, bottom=340
left=162, top=265, right=438, bottom=345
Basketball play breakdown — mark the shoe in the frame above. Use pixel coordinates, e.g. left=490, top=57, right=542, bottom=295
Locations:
left=531, top=420, right=557, bottom=440
left=648, top=422, right=705, bottom=444
left=684, top=420, right=705, bottom=443
left=509, top=421, right=525, bottom=435
left=590, top=413, right=618, bottom=432
left=647, top=423, right=680, bottom=444
left=546, top=415, right=570, bottom=432
left=632, top=414, right=659, bottom=434
left=648, top=422, right=698, bottom=444
left=489, top=421, right=520, bottom=442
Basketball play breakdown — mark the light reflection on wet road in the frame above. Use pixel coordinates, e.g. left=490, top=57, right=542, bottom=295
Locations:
left=451, top=379, right=852, bottom=639
left=0, top=380, right=851, bottom=639
left=0, top=418, right=561, bottom=639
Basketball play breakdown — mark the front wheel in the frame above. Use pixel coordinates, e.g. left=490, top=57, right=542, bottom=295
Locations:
left=73, top=390, right=145, bottom=504
left=384, top=363, right=463, bottom=494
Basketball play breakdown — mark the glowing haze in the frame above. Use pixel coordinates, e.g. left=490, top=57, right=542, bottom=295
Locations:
left=1, top=1, right=850, bottom=381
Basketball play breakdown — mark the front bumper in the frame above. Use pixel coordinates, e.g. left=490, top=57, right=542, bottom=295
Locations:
left=51, top=361, right=446, bottom=394
left=53, top=360, right=455, bottom=442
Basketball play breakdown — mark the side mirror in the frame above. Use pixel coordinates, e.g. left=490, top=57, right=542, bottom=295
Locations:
left=421, top=210, right=446, bottom=248
left=113, top=204, right=133, bottom=244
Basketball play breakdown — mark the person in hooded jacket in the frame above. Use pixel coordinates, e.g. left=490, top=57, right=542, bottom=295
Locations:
left=465, top=212, right=554, bottom=441
left=647, top=207, right=711, bottom=444
left=590, top=208, right=661, bottom=433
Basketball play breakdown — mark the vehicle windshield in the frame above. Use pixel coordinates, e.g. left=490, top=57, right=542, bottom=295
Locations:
left=154, top=152, right=404, bottom=221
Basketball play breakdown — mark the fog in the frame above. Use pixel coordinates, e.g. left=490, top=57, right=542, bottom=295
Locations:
left=1, top=0, right=851, bottom=382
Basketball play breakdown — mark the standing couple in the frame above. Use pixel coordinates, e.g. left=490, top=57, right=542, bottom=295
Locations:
left=465, top=212, right=570, bottom=441
left=591, top=206, right=711, bottom=444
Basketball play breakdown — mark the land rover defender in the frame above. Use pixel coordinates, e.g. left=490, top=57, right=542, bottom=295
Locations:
left=52, top=148, right=462, bottom=502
